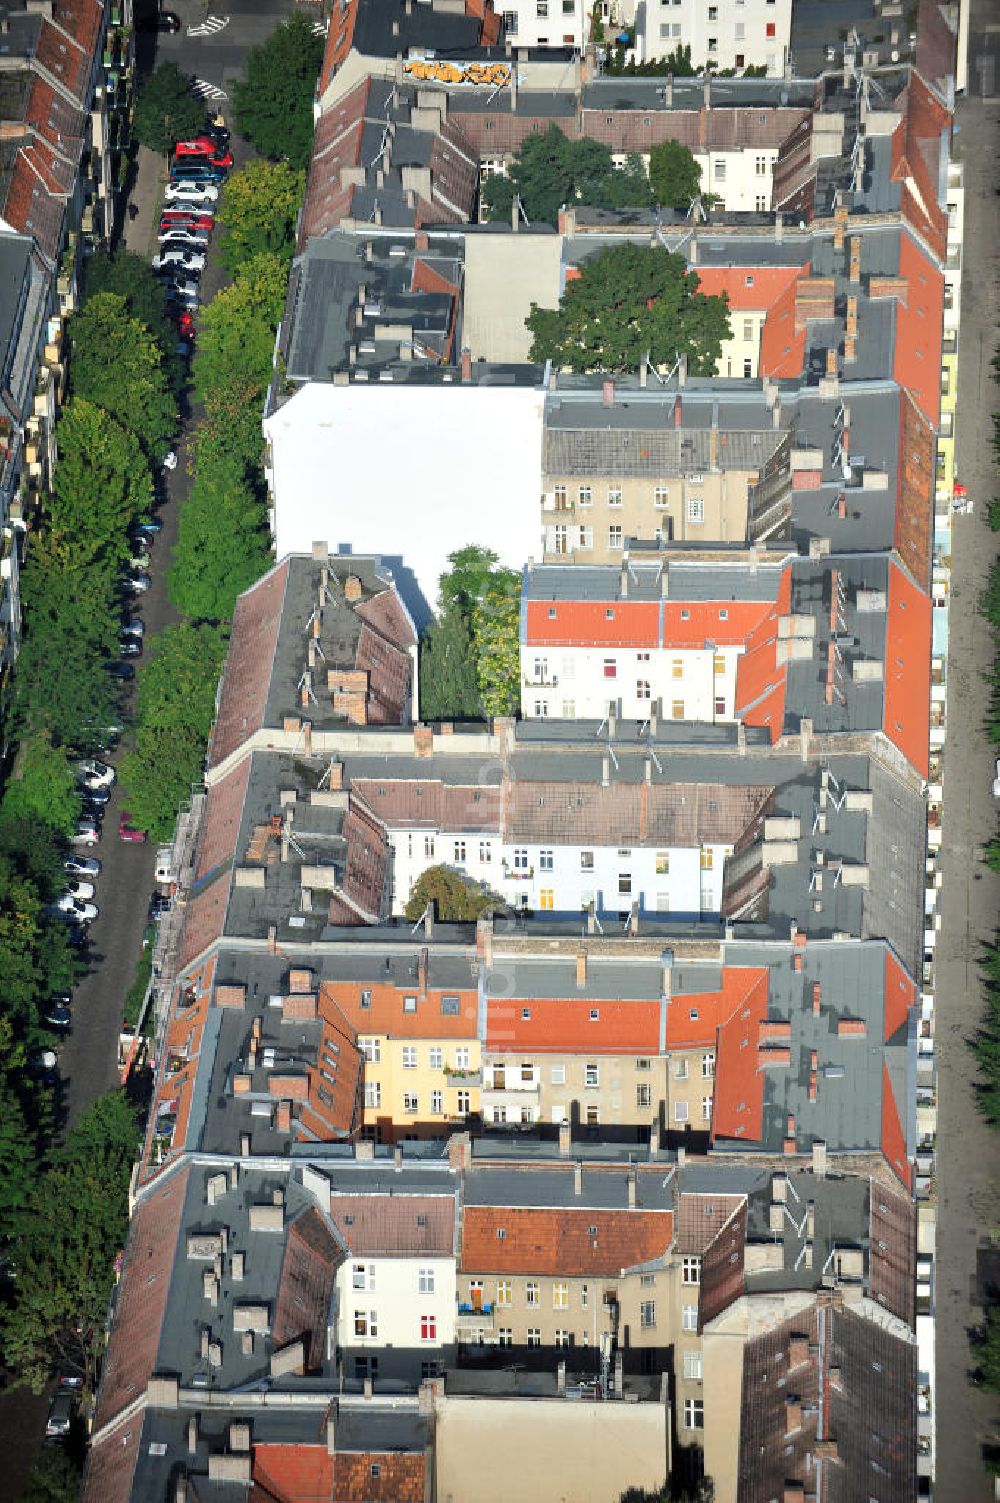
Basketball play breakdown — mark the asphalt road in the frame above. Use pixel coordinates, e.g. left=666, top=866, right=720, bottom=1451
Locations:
left=932, top=66, right=1000, bottom=1503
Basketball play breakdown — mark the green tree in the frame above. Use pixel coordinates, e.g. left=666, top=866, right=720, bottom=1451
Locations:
left=439, top=545, right=519, bottom=620
left=193, top=252, right=289, bottom=403
left=482, top=125, right=652, bottom=226
left=232, top=13, right=324, bottom=169
left=19, top=1447, right=82, bottom=1503
left=2, top=733, right=81, bottom=837
left=648, top=139, right=703, bottom=210
left=70, top=293, right=176, bottom=457
left=526, top=243, right=730, bottom=375
left=82, top=251, right=185, bottom=396
left=404, top=865, right=506, bottom=922
left=217, top=158, right=305, bottom=272
left=168, top=455, right=270, bottom=622
left=134, top=622, right=230, bottom=737
left=974, top=1305, right=1000, bottom=1392
left=472, top=575, right=521, bottom=718
left=49, top=400, right=153, bottom=566
left=1, top=1091, right=139, bottom=1392
left=419, top=606, right=481, bottom=720
left=120, top=725, right=208, bottom=840
left=0, top=810, right=65, bottom=896
left=0, top=1018, right=35, bottom=1222
left=133, top=62, right=205, bottom=155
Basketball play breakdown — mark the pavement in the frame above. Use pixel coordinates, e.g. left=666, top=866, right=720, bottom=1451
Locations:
left=932, top=58, right=1000, bottom=1503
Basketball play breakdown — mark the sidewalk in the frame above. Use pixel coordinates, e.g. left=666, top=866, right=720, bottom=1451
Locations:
left=122, top=143, right=166, bottom=258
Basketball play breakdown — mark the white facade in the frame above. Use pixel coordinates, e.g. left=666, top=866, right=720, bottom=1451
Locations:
left=501, top=0, right=589, bottom=49
left=388, top=825, right=729, bottom=919
left=607, top=146, right=777, bottom=214
left=520, top=643, right=742, bottom=722
left=336, top=1254, right=456, bottom=1374
left=263, top=382, right=545, bottom=629
left=638, top=0, right=792, bottom=77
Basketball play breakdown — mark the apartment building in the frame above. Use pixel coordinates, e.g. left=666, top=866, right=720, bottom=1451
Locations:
left=636, top=0, right=792, bottom=76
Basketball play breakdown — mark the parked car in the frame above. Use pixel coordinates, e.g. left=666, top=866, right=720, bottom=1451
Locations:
left=174, top=138, right=233, bottom=168
left=119, top=637, right=142, bottom=658
left=131, top=517, right=162, bottom=537
left=158, top=230, right=210, bottom=252
left=122, top=572, right=152, bottom=593
left=170, top=163, right=225, bottom=184
left=45, top=1386, right=76, bottom=1439
left=79, top=783, right=111, bottom=806
left=203, top=115, right=230, bottom=147
left=42, top=1004, right=72, bottom=1030
left=107, top=660, right=135, bottom=680
left=163, top=182, right=218, bottom=205
left=48, top=896, right=98, bottom=922
left=70, top=819, right=100, bottom=846
left=157, top=275, right=200, bottom=305
left=137, top=9, right=180, bottom=30
left=121, top=616, right=145, bottom=639
left=63, top=854, right=100, bottom=878
left=119, top=812, right=146, bottom=844
left=152, top=248, right=206, bottom=274
left=994, top=758, right=1000, bottom=797
left=159, top=209, right=214, bottom=231
left=63, top=879, right=95, bottom=901
left=77, top=758, right=114, bottom=787
left=148, top=892, right=172, bottom=922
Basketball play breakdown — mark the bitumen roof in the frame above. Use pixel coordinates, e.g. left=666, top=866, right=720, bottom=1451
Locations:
left=581, top=76, right=820, bottom=112
left=789, top=0, right=915, bottom=77
left=525, top=557, right=790, bottom=604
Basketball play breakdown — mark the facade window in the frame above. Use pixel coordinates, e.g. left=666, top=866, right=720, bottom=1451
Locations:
left=364, top=1081, right=381, bottom=1109
left=586, top=1104, right=600, bottom=1126
left=654, top=485, right=668, bottom=507
left=551, top=1063, right=566, bottom=1085
left=636, top=679, right=651, bottom=700
left=562, top=698, right=576, bottom=719
left=608, top=525, right=623, bottom=550
left=419, top=1267, right=435, bottom=1294
left=765, top=20, right=775, bottom=35
left=640, top=1301, right=656, bottom=1328
left=424, top=836, right=435, bottom=859
left=526, top=1281, right=540, bottom=1306
left=420, top=1315, right=437, bottom=1341
left=608, top=486, right=623, bottom=507
left=581, top=1284, right=589, bottom=1308
left=707, top=35, right=717, bottom=50
left=421, top=1361, right=440, bottom=1380
left=431, top=1090, right=443, bottom=1114
left=456, top=1089, right=470, bottom=1113
left=352, top=1263, right=374, bottom=1291
left=577, top=525, right=593, bottom=549
left=672, top=700, right=685, bottom=720
left=701, top=848, right=714, bottom=871
left=683, top=1350, right=703, bottom=1380
left=553, top=483, right=567, bottom=509
left=404, top=1093, right=419, bottom=1113
left=603, top=658, right=617, bottom=679
left=493, top=1106, right=507, bottom=1125
left=534, top=699, right=548, bottom=719
left=636, top=1083, right=652, bottom=1108
left=585, top=1063, right=599, bottom=1088
left=755, top=196, right=768, bottom=212
left=702, top=1051, right=716, bottom=1078
left=360, top=989, right=372, bottom=1009
left=715, top=695, right=726, bottom=716
left=755, top=154, right=768, bottom=175
left=404, top=995, right=417, bottom=1013
left=354, top=1310, right=378, bottom=1338
left=498, top=1327, right=513, bottom=1346
left=429, top=1047, right=443, bottom=1070
left=707, top=4, right=717, bottom=15
left=539, top=849, right=554, bottom=870
left=675, top=1100, right=690, bottom=1123
left=684, top=1398, right=704, bottom=1430
left=402, top=1046, right=417, bottom=1070
left=672, top=658, right=684, bottom=680
left=682, top=1303, right=698, bottom=1331
left=687, top=496, right=705, bottom=525
left=513, top=849, right=529, bottom=872
left=536, top=0, right=547, bottom=14
left=527, top=1328, right=542, bottom=1348
left=453, top=839, right=466, bottom=864
left=618, top=873, right=632, bottom=896
left=480, top=840, right=492, bottom=864
left=714, top=159, right=727, bottom=181
left=503, top=9, right=517, bottom=34
left=702, top=1095, right=713, bottom=1121
left=360, top=1037, right=381, bottom=1064
left=578, top=485, right=592, bottom=506
left=580, top=851, right=594, bottom=871
left=553, top=524, right=568, bottom=555
left=553, top=1281, right=569, bottom=1309
left=683, top=1257, right=701, bottom=1286
left=497, top=1280, right=512, bottom=1306
left=555, top=1329, right=571, bottom=1347
left=655, top=851, right=670, bottom=874
left=675, top=1058, right=689, bottom=1080
left=539, top=889, right=554, bottom=910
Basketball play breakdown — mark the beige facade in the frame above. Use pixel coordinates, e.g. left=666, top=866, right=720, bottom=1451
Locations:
left=434, top=1392, right=671, bottom=1503
left=541, top=468, right=759, bottom=564
left=481, top=1047, right=716, bottom=1132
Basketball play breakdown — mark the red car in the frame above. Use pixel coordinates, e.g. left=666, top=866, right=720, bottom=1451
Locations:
left=159, top=211, right=214, bottom=232
left=119, top=812, right=146, bottom=844
left=173, top=138, right=233, bottom=170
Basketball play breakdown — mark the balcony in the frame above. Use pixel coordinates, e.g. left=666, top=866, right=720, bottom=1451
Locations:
left=456, top=1301, right=495, bottom=1337
left=523, top=673, right=559, bottom=688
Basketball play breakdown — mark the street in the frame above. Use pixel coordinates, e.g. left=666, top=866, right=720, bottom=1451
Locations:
left=932, top=30, right=1000, bottom=1503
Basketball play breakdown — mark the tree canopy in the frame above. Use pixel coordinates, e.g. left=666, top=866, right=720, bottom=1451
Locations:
left=49, top=399, right=153, bottom=567
left=217, top=158, right=305, bottom=272
left=133, top=62, right=205, bottom=155
left=232, top=13, right=324, bottom=169
left=526, top=243, right=730, bottom=375
left=2, top=733, right=81, bottom=838
left=192, top=251, right=289, bottom=404
left=419, top=606, right=481, bottom=721
left=439, top=545, right=519, bottom=619
left=81, top=251, right=185, bottom=395
left=404, top=865, right=506, bottom=923
left=168, top=449, right=270, bottom=623
left=70, top=293, right=176, bottom=459
left=482, top=125, right=652, bottom=226
left=648, top=139, right=703, bottom=210
left=472, top=574, right=521, bottom=718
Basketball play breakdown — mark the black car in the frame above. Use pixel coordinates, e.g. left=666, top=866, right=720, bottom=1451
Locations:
left=42, top=1005, right=72, bottom=1030
left=107, top=661, right=135, bottom=681
left=137, top=9, right=180, bottom=30
left=80, top=785, right=111, bottom=808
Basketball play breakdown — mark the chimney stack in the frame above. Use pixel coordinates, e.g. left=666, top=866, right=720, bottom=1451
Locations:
left=460, top=347, right=472, bottom=383
left=576, top=950, right=587, bottom=988
left=558, top=1120, right=572, bottom=1156
left=574, top=1161, right=583, bottom=1196
left=602, top=379, right=615, bottom=408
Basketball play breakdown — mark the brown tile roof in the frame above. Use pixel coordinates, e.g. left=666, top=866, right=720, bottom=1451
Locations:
left=676, top=1192, right=746, bottom=1254
left=354, top=588, right=416, bottom=650
left=332, top=1453, right=425, bottom=1503
left=351, top=779, right=501, bottom=834
left=355, top=623, right=412, bottom=727
left=273, top=1206, right=345, bottom=1369
left=580, top=104, right=811, bottom=155
left=209, top=560, right=290, bottom=769
left=2, top=151, right=67, bottom=261
left=297, top=994, right=364, bottom=1142
left=92, top=1166, right=191, bottom=1431
left=80, top=1409, right=144, bottom=1503
left=503, top=779, right=773, bottom=846
left=36, top=15, right=90, bottom=101
left=461, top=1205, right=673, bottom=1276
left=428, top=121, right=479, bottom=220
left=869, top=1178, right=917, bottom=1328
left=197, top=756, right=251, bottom=881
left=328, top=1193, right=456, bottom=1255
left=698, top=1200, right=746, bottom=1330
left=335, top=803, right=390, bottom=921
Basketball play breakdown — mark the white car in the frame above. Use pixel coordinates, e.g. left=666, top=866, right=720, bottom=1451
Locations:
left=63, top=854, right=101, bottom=878
left=163, top=181, right=218, bottom=205
left=157, top=230, right=210, bottom=251
left=70, top=819, right=100, bottom=846
left=62, top=880, right=95, bottom=901
left=152, top=249, right=206, bottom=274
left=76, top=758, right=114, bottom=788
left=122, top=573, right=151, bottom=594
left=993, top=758, right=1000, bottom=797
left=51, top=895, right=98, bottom=922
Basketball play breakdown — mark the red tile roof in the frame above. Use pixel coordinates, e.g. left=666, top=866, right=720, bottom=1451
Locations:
left=758, top=271, right=809, bottom=378
left=894, top=387, right=935, bottom=590
left=324, top=979, right=478, bottom=1040
left=93, top=1166, right=191, bottom=1432
left=139, top=958, right=217, bottom=1179
left=891, top=73, right=951, bottom=263
left=676, top=1192, right=746, bottom=1254
left=734, top=564, right=792, bottom=742
left=882, top=561, right=931, bottom=778
left=526, top=597, right=777, bottom=651
left=209, top=560, right=289, bottom=769
left=487, top=995, right=660, bottom=1054
left=252, top=1445, right=334, bottom=1503
left=696, top=263, right=804, bottom=316
left=892, top=232, right=944, bottom=427
left=881, top=1061, right=913, bottom=1188
left=328, top=1193, right=456, bottom=1255
left=666, top=966, right=769, bottom=1050
left=709, top=968, right=769, bottom=1143
left=273, top=1207, right=345, bottom=1369
left=461, top=1205, right=673, bottom=1276
left=884, top=949, right=917, bottom=1044
left=505, top=779, right=773, bottom=847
